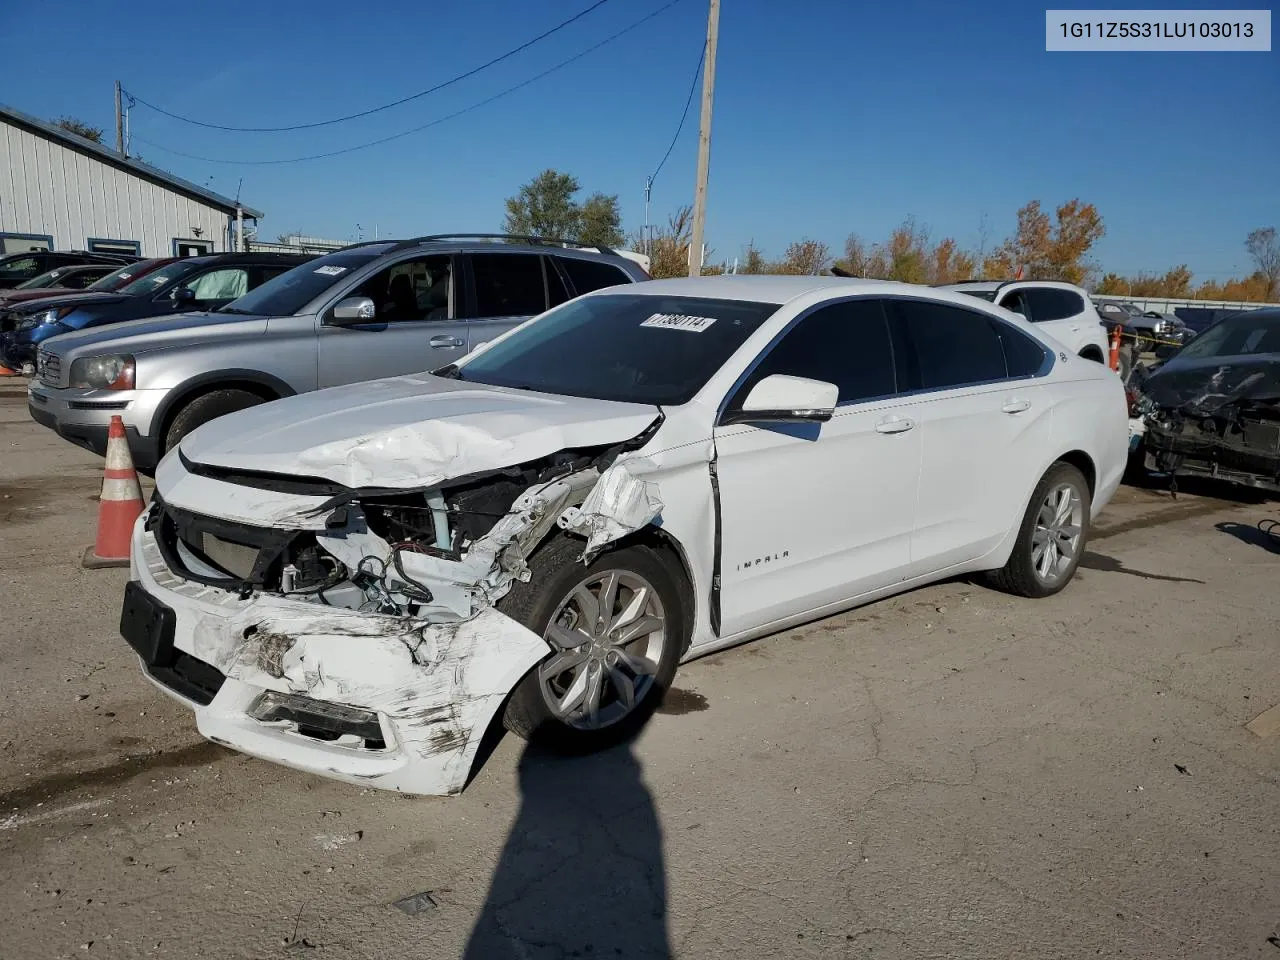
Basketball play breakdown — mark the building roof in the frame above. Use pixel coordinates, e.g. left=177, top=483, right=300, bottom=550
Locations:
left=0, top=104, right=263, bottom=219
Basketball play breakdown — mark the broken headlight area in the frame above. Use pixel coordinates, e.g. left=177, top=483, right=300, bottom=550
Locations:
left=1143, top=399, right=1280, bottom=492
left=155, top=428, right=664, bottom=621
left=248, top=690, right=387, bottom=750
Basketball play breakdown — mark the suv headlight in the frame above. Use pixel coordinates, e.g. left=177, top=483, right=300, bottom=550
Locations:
left=36, top=306, right=75, bottom=325
left=70, top=354, right=136, bottom=390
left=1153, top=319, right=1172, bottom=335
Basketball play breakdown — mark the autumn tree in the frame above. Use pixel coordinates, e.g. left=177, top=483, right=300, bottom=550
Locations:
left=1245, top=227, right=1280, bottom=300
left=992, top=199, right=1104, bottom=284
left=774, top=239, right=831, bottom=275
left=502, top=170, right=622, bottom=247
left=54, top=116, right=103, bottom=143
left=738, top=241, right=768, bottom=274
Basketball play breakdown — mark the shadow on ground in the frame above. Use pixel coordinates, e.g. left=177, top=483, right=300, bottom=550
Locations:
left=464, top=741, right=670, bottom=959
left=1215, top=519, right=1280, bottom=555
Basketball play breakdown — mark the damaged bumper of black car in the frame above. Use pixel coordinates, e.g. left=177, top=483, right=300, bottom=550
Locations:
left=1143, top=407, right=1280, bottom=493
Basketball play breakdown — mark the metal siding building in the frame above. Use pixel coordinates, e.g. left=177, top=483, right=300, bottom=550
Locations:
left=0, top=105, right=262, bottom=258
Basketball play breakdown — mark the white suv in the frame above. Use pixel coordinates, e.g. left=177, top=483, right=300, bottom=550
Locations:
left=940, top=280, right=1109, bottom=363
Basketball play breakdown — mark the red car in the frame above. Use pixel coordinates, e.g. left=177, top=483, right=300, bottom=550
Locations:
left=0, top=258, right=178, bottom=331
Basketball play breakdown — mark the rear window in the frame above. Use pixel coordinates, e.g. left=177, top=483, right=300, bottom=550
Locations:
left=558, top=256, right=633, bottom=296
left=454, top=293, right=778, bottom=405
left=1024, top=287, right=1084, bottom=322
left=954, top=289, right=998, bottom=302
left=218, top=250, right=380, bottom=316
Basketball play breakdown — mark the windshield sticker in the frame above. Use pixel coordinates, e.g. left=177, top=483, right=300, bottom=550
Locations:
left=640, top=312, right=718, bottom=332
left=314, top=265, right=347, bottom=276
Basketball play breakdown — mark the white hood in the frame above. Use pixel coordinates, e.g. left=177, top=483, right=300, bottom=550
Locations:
left=177, top=373, right=661, bottom=489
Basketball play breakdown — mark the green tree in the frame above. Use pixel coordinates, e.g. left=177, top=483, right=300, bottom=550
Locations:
left=54, top=116, right=103, bottom=143
left=503, top=169, right=582, bottom=239
left=578, top=192, right=624, bottom=248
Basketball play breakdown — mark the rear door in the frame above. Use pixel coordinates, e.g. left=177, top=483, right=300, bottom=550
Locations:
left=317, top=253, right=467, bottom=386
left=888, top=298, right=1054, bottom=572
left=461, top=252, right=557, bottom=353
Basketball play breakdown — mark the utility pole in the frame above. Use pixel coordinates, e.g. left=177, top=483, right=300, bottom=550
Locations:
left=688, top=0, right=719, bottom=277
left=114, top=81, right=124, bottom=157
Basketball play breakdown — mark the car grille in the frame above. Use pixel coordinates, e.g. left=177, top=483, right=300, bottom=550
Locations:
left=37, top=350, right=62, bottom=386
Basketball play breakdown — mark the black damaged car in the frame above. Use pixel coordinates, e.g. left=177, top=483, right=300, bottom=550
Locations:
left=1137, top=307, right=1280, bottom=494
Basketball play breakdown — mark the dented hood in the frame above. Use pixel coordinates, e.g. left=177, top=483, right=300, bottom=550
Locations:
left=177, top=373, right=662, bottom=489
left=1142, top=354, right=1280, bottom=415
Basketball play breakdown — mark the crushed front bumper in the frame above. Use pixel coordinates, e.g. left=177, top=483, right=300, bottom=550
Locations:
left=125, top=516, right=551, bottom=795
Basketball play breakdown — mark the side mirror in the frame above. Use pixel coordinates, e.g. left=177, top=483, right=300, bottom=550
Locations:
left=328, top=297, right=376, bottom=324
left=722, top=374, right=838, bottom=425
left=173, top=286, right=196, bottom=304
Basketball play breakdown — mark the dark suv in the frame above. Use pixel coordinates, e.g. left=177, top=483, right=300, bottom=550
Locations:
left=1, top=252, right=313, bottom=370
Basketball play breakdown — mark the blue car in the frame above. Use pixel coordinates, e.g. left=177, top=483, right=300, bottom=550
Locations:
left=0, top=252, right=311, bottom=370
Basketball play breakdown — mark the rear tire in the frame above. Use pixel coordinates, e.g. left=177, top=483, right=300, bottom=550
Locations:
left=498, top=534, right=689, bottom=754
left=163, top=388, right=265, bottom=454
left=985, top=462, right=1091, bottom=598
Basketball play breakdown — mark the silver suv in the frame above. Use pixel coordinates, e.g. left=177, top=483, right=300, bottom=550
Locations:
left=28, top=235, right=649, bottom=469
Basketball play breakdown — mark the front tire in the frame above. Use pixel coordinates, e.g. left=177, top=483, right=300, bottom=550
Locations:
left=163, top=388, right=265, bottom=454
left=498, top=534, right=689, bottom=754
left=986, top=462, right=1091, bottom=598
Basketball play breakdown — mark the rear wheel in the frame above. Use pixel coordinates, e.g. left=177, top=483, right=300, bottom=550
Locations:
left=498, top=534, right=688, bottom=754
left=986, top=462, right=1091, bottom=598
left=163, top=388, right=265, bottom=453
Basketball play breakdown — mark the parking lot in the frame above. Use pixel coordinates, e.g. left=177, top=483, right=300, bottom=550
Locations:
left=2, top=374, right=1279, bottom=959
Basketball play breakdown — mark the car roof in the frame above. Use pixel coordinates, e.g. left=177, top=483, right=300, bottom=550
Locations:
left=592, top=274, right=904, bottom=305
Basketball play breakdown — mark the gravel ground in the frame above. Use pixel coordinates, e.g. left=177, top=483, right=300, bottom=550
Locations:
left=1, top=379, right=1278, bottom=960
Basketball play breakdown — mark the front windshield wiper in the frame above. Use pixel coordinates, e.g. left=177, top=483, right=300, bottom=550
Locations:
left=216, top=306, right=252, bottom=315
left=431, top=363, right=461, bottom=379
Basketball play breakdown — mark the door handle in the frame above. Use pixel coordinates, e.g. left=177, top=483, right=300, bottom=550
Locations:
left=874, top=416, right=915, bottom=434
left=429, top=336, right=464, bottom=348
left=1002, top=398, right=1032, bottom=414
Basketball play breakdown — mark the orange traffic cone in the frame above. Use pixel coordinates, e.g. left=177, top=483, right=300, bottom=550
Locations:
left=83, top=416, right=145, bottom=569
left=1108, top=325, right=1123, bottom=372
left=0, top=363, right=22, bottom=377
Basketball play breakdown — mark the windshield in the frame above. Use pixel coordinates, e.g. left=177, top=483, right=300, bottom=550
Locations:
left=1175, top=311, right=1280, bottom=360
left=89, top=260, right=154, bottom=291
left=220, top=250, right=381, bottom=316
left=119, top=259, right=201, bottom=295
left=15, top=269, right=66, bottom=290
left=454, top=293, right=779, bottom=405
left=955, top=289, right=997, bottom=302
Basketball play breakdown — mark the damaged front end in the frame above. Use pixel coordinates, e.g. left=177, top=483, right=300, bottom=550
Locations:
left=1137, top=362, right=1280, bottom=493
left=127, top=419, right=664, bottom=795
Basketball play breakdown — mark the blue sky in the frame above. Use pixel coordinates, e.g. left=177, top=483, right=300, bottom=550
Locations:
left=5, top=0, right=1277, bottom=280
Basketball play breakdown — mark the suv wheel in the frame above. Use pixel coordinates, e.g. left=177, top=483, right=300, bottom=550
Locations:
left=164, top=389, right=265, bottom=453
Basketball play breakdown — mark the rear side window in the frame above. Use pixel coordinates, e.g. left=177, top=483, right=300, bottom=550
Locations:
left=471, top=253, right=547, bottom=318
left=1023, top=288, right=1084, bottom=322
left=996, top=323, right=1050, bottom=378
left=892, top=300, right=1007, bottom=390
left=732, top=299, right=896, bottom=407
left=558, top=256, right=632, bottom=296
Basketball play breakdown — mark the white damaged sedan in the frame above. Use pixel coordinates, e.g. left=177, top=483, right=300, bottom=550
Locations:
left=123, top=276, right=1128, bottom=794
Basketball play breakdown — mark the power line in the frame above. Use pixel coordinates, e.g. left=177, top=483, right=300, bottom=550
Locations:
left=126, top=0, right=613, bottom=133
left=132, top=0, right=685, bottom=166
left=649, top=41, right=705, bottom=186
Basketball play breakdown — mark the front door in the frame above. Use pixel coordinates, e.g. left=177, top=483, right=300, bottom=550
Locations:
left=887, top=298, right=1054, bottom=570
left=712, top=299, right=921, bottom=637
left=317, top=253, right=469, bottom=387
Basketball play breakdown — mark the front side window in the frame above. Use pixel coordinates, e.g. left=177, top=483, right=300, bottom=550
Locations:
left=730, top=299, right=896, bottom=408
left=893, top=300, right=1008, bottom=390
left=471, top=253, right=548, bottom=318
left=1024, top=288, right=1084, bottom=322
left=558, top=256, right=632, bottom=296
left=181, top=268, right=250, bottom=303
left=454, top=293, right=779, bottom=405
left=349, top=254, right=453, bottom=323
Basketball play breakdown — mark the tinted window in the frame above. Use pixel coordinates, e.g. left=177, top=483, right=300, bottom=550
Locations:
left=1023, top=288, right=1084, bottom=322
left=544, top=258, right=570, bottom=308
left=894, top=300, right=1007, bottom=390
left=349, top=254, right=452, bottom=323
left=472, top=253, right=547, bottom=318
left=454, top=294, right=778, bottom=405
left=1176, top=311, right=1280, bottom=359
left=732, top=300, right=896, bottom=407
left=997, top=323, right=1049, bottom=378
left=0, top=256, right=43, bottom=284
left=121, top=259, right=202, bottom=295
left=954, top=288, right=998, bottom=302
left=999, top=290, right=1029, bottom=318
left=558, top=257, right=632, bottom=296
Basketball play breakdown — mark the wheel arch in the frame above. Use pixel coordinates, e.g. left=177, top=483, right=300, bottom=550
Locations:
left=153, top=369, right=296, bottom=451
left=1054, top=449, right=1097, bottom=499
